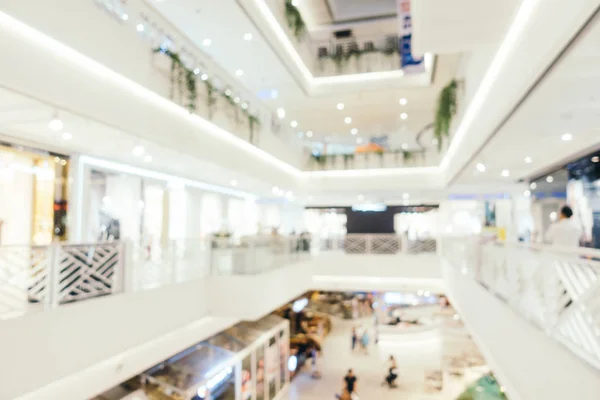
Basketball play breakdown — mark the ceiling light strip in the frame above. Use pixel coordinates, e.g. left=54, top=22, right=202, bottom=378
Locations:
left=439, top=0, right=540, bottom=171
left=0, top=10, right=302, bottom=178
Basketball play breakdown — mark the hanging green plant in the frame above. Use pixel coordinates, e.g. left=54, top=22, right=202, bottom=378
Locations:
left=343, top=153, right=354, bottom=167
left=284, top=0, right=306, bottom=40
left=311, top=153, right=327, bottom=166
left=153, top=47, right=198, bottom=112
left=203, top=79, right=218, bottom=109
left=402, top=150, right=414, bottom=164
left=434, top=79, right=458, bottom=151
left=248, top=115, right=260, bottom=144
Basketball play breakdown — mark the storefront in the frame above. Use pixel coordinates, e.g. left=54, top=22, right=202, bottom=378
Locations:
left=0, top=141, right=69, bottom=245
left=138, top=315, right=290, bottom=400
left=73, top=156, right=256, bottom=250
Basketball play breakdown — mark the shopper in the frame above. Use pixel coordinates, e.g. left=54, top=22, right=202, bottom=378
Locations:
left=360, top=330, right=370, bottom=354
left=351, top=326, right=358, bottom=351
left=383, top=355, right=398, bottom=388
left=344, top=369, right=358, bottom=396
left=545, top=205, right=582, bottom=247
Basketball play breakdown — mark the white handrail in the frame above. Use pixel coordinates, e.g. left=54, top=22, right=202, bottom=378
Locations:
left=442, top=236, right=600, bottom=372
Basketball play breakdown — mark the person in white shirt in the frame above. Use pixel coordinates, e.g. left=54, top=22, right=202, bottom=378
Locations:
left=545, top=205, right=582, bottom=247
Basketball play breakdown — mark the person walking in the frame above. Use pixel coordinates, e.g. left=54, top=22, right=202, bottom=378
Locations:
left=351, top=326, right=358, bottom=352
left=344, top=369, right=358, bottom=398
left=360, top=330, right=370, bottom=354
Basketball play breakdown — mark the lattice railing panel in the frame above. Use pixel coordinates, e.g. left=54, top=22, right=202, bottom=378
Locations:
left=0, top=246, right=50, bottom=318
left=370, top=235, right=401, bottom=254
left=344, top=236, right=368, bottom=254
left=57, top=243, right=122, bottom=303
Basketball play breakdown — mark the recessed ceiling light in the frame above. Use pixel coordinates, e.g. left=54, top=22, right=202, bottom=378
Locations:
left=241, top=102, right=248, bottom=110
left=230, top=180, right=238, bottom=187
left=476, top=163, right=486, bottom=172
left=234, top=97, right=240, bottom=104
left=121, top=14, right=129, bottom=21
left=277, top=108, right=286, bottom=119
left=48, top=117, right=63, bottom=132
left=337, top=103, right=345, bottom=110
left=202, top=38, right=211, bottom=46
left=193, top=68, right=200, bottom=75
left=235, top=69, right=244, bottom=77
left=524, top=156, right=532, bottom=163
left=60, top=159, right=67, bottom=166
left=530, top=182, right=537, bottom=189
left=136, top=24, right=144, bottom=32
left=401, top=143, right=408, bottom=150
left=306, top=130, right=313, bottom=138
left=592, top=156, right=599, bottom=163
left=351, top=128, right=358, bottom=135
left=400, top=113, right=408, bottom=120
left=61, top=132, right=72, bottom=140
left=399, top=98, right=407, bottom=106
left=524, top=190, right=531, bottom=197
left=344, top=117, right=352, bottom=124
left=290, top=120, right=298, bottom=128
left=143, top=155, right=153, bottom=163
left=546, top=175, right=554, bottom=183
left=561, top=133, right=573, bottom=141
left=201, top=73, right=208, bottom=81
left=501, top=169, right=510, bottom=177
left=132, top=144, right=145, bottom=157
left=244, top=33, right=253, bottom=41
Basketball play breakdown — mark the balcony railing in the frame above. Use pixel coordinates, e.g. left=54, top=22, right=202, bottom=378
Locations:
left=442, top=237, right=600, bottom=371
left=0, top=236, right=308, bottom=320
left=318, top=234, right=437, bottom=255
left=306, top=150, right=441, bottom=171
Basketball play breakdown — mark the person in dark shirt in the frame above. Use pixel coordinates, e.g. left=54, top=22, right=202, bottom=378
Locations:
left=344, top=369, right=358, bottom=395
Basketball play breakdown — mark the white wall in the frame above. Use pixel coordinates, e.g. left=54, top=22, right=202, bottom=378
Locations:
left=105, top=175, right=143, bottom=242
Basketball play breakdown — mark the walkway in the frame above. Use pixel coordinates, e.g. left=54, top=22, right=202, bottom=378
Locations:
left=288, top=314, right=476, bottom=400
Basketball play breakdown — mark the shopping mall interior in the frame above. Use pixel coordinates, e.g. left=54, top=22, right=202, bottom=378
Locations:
left=1, top=0, right=600, bottom=399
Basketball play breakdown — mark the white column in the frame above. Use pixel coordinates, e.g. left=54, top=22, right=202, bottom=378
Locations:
left=66, top=154, right=87, bottom=242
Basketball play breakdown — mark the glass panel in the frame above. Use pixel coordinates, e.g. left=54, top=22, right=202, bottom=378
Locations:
left=142, top=344, right=235, bottom=397
left=279, top=330, right=287, bottom=388
left=241, top=354, right=253, bottom=400
left=209, top=366, right=236, bottom=400
left=267, top=337, right=278, bottom=399
left=256, top=346, right=265, bottom=400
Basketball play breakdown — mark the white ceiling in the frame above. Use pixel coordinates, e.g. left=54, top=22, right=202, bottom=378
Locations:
left=412, top=0, right=521, bottom=55
left=455, top=12, right=600, bottom=187
left=152, top=0, right=461, bottom=150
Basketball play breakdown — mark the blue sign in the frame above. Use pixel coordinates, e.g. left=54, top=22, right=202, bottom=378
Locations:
left=397, top=0, right=425, bottom=74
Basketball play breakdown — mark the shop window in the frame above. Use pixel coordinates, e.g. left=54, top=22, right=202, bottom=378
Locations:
left=267, top=337, right=278, bottom=399
left=256, top=346, right=265, bottom=400
left=241, top=354, right=253, bottom=400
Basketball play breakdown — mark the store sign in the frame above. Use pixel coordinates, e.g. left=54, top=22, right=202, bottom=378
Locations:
left=352, top=204, right=387, bottom=212
left=397, top=0, right=425, bottom=74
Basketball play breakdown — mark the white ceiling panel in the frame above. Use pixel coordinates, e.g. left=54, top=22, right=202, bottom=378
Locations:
left=412, top=0, right=521, bottom=55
